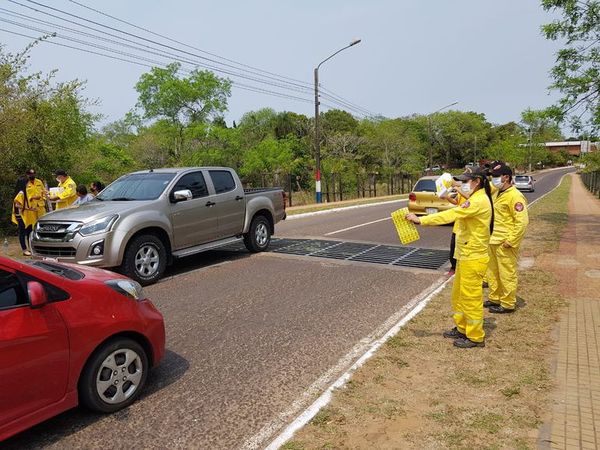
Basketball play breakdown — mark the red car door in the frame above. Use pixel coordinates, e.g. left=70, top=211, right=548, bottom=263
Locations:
left=0, top=267, right=69, bottom=427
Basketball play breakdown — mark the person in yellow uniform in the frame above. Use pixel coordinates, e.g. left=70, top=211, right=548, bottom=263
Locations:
left=12, top=177, right=37, bottom=256
left=440, top=181, right=467, bottom=276
left=48, top=169, right=77, bottom=209
left=406, top=166, right=493, bottom=348
left=25, top=168, right=47, bottom=220
left=484, top=162, right=529, bottom=313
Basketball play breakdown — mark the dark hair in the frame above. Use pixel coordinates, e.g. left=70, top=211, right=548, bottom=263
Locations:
left=482, top=177, right=495, bottom=234
left=469, top=175, right=495, bottom=235
left=91, top=181, right=104, bottom=192
left=14, top=176, right=29, bottom=208
left=77, top=184, right=88, bottom=196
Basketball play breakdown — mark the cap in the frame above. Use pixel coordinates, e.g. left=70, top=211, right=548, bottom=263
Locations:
left=490, top=162, right=513, bottom=177
left=53, top=169, right=67, bottom=176
left=25, top=168, right=36, bottom=175
left=453, top=166, right=488, bottom=182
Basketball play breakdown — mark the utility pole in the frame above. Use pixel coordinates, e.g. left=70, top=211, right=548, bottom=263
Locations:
left=527, top=127, right=533, bottom=173
left=314, top=39, right=361, bottom=203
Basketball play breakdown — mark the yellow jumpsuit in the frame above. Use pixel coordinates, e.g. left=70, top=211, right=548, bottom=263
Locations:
left=421, top=189, right=492, bottom=343
left=54, top=176, right=77, bottom=209
left=11, top=192, right=36, bottom=227
left=488, top=186, right=529, bottom=310
left=26, top=178, right=46, bottom=220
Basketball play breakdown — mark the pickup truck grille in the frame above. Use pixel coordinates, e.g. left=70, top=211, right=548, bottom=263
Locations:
left=34, top=222, right=80, bottom=242
left=32, top=246, right=77, bottom=257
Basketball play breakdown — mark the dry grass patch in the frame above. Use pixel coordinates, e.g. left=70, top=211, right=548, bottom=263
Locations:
left=285, top=177, right=571, bottom=449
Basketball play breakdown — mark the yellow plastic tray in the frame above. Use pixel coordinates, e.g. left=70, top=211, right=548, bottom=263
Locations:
left=391, top=207, right=420, bottom=245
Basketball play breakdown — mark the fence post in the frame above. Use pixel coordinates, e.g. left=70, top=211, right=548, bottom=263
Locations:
left=287, top=174, right=293, bottom=207
left=331, top=173, right=336, bottom=202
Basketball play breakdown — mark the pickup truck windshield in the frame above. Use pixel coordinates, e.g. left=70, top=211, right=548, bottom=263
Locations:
left=97, top=173, right=176, bottom=201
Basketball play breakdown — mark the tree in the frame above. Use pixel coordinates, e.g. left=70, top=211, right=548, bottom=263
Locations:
left=134, top=63, right=231, bottom=158
left=0, top=42, right=95, bottom=233
left=541, top=0, right=600, bottom=132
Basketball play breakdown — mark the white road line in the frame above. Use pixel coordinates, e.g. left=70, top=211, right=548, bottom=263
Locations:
left=286, top=198, right=408, bottom=220
left=324, top=217, right=392, bottom=236
left=243, top=275, right=453, bottom=450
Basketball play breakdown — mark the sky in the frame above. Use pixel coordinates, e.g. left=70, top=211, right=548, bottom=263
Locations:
left=0, top=0, right=564, bottom=129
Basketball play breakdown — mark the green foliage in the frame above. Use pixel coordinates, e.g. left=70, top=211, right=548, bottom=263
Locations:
left=0, top=43, right=95, bottom=233
left=541, top=0, right=600, bottom=132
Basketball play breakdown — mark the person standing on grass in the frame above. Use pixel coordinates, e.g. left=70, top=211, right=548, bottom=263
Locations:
left=484, top=162, right=529, bottom=314
left=406, top=166, right=494, bottom=348
left=25, top=168, right=46, bottom=220
left=11, top=176, right=36, bottom=256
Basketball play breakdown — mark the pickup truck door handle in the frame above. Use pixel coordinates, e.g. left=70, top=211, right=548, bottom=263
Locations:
left=235, top=196, right=244, bottom=201
left=205, top=201, right=216, bottom=207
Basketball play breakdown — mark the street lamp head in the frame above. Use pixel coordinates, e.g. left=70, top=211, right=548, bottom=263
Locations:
left=349, top=38, right=362, bottom=46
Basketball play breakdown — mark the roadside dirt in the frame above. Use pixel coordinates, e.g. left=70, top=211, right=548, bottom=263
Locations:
left=283, top=177, right=572, bottom=450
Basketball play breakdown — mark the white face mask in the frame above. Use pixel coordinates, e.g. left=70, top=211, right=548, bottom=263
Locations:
left=56, top=178, right=62, bottom=183
left=492, top=177, right=503, bottom=188
left=460, top=182, right=472, bottom=194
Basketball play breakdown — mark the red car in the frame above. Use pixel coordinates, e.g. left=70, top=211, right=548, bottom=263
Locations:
left=0, top=256, right=165, bottom=442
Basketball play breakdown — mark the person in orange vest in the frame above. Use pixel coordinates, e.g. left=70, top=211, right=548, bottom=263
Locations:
left=47, top=169, right=77, bottom=209
left=406, top=166, right=494, bottom=348
left=484, top=162, right=529, bottom=313
left=24, top=168, right=47, bottom=220
left=12, top=177, right=37, bottom=256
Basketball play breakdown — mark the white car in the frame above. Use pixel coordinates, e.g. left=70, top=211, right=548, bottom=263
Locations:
left=514, top=175, right=535, bottom=192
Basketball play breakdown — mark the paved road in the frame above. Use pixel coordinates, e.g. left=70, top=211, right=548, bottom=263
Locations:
left=279, top=167, right=575, bottom=250
left=4, top=167, right=574, bottom=449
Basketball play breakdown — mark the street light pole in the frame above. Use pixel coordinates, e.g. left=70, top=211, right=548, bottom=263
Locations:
left=314, top=39, right=361, bottom=203
left=427, top=101, right=458, bottom=172
left=527, top=127, right=533, bottom=173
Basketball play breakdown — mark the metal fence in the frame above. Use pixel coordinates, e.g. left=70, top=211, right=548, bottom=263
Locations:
left=242, top=172, right=418, bottom=207
left=581, top=171, right=600, bottom=198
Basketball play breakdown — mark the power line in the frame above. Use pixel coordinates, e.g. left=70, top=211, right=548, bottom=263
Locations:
left=67, top=0, right=315, bottom=90
left=10, top=0, right=314, bottom=92
left=0, top=11, right=317, bottom=97
left=2, top=2, right=372, bottom=117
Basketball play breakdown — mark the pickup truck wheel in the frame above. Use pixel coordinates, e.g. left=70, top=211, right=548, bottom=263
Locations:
left=121, top=235, right=166, bottom=285
left=79, top=338, right=148, bottom=413
left=244, top=215, right=271, bottom=253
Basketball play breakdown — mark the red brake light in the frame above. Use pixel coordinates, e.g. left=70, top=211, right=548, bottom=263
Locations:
left=409, top=193, right=416, bottom=202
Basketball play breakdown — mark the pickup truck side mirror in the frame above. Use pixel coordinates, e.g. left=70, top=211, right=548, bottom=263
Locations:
left=172, top=189, right=193, bottom=202
left=28, top=281, right=48, bottom=309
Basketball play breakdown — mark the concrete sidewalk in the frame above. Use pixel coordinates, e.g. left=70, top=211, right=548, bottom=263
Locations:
left=543, top=174, right=600, bottom=449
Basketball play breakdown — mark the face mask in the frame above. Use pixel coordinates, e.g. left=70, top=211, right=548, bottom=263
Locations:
left=28, top=175, right=35, bottom=181
left=460, top=182, right=471, bottom=194
left=56, top=178, right=62, bottom=183
left=492, top=177, right=503, bottom=188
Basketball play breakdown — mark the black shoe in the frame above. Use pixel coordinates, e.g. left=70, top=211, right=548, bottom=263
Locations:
left=489, top=305, right=515, bottom=314
left=453, top=337, right=485, bottom=348
left=482, top=281, right=489, bottom=288
left=443, top=327, right=466, bottom=339
left=483, top=300, right=499, bottom=308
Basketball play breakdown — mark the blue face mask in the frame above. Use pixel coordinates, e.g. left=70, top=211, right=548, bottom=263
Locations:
left=460, top=182, right=471, bottom=194
left=492, top=177, right=502, bottom=188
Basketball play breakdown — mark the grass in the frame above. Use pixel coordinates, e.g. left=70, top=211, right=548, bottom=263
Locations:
left=286, top=175, right=573, bottom=449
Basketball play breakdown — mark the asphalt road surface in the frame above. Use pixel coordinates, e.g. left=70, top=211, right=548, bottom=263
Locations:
left=4, top=167, right=574, bottom=449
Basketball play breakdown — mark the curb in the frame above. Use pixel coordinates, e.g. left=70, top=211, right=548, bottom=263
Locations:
left=286, top=198, right=407, bottom=220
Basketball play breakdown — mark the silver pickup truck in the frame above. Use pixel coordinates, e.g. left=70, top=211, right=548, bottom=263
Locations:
left=31, top=167, right=286, bottom=285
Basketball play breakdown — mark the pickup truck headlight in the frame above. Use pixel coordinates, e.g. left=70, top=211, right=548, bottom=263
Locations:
left=105, top=279, right=145, bottom=300
left=79, top=215, right=118, bottom=236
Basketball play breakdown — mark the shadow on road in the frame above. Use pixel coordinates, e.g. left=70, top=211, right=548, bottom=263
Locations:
left=2, top=349, right=189, bottom=449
